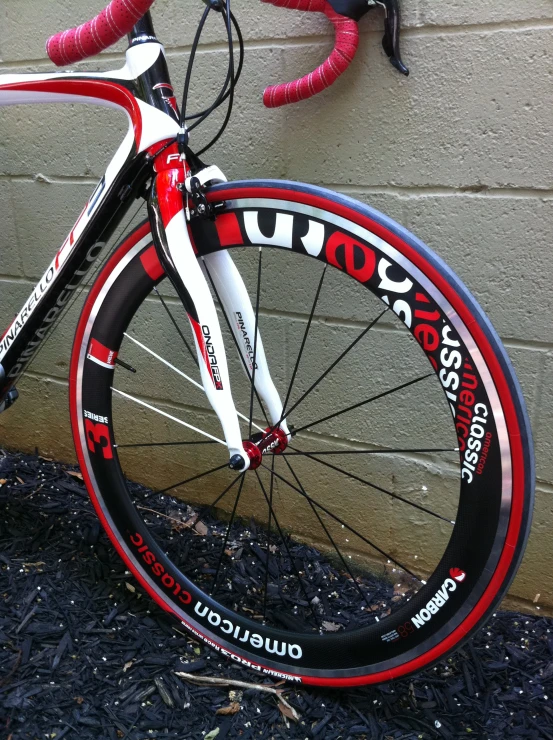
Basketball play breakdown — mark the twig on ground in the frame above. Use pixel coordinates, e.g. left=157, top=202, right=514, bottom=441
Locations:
left=174, top=672, right=300, bottom=721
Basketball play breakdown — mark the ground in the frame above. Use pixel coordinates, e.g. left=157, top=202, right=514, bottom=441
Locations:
left=1, top=451, right=552, bottom=740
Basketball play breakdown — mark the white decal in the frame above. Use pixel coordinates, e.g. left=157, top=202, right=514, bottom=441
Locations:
left=391, top=299, right=412, bottom=328
left=0, top=265, right=55, bottom=358
left=301, top=220, right=325, bottom=256
left=84, top=410, right=109, bottom=425
left=461, top=403, right=489, bottom=483
left=411, top=569, right=466, bottom=629
left=378, top=258, right=413, bottom=294
left=194, top=601, right=303, bottom=660
left=4, top=242, right=104, bottom=377
left=244, top=212, right=294, bottom=249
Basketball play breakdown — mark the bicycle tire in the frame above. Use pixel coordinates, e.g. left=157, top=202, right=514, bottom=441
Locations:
left=69, top=180, right=534, bottom=686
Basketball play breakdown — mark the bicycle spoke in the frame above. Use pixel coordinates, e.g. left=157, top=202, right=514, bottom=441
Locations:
left=158, top=462, right=229, bottom=495
left=136, top=505, right=197, bottom=527
left=262, top=463, right=421, bottom=581
left=276, top=308, right=388, bottom=427
left=202, top=257, right=271, bottom=429
left=254, top=469, right=321, bottom=627
left=283, top=455, right=373, bottom=610
left=292, top=373, right=434, bottom=434
left=283, top=447, right=458, bottom=456
left=281, top=265, right=327, bottom=419
left=122, top=332, right=264, bottom=433
left=111, top=387, right=226, bottom=445
left=116, top=440, right=219, bottom=449
left=294, top=449, right=455, bottom=525
left=124, top=332, right=203, bottom=390
left=249, top=249, right=263, bottom=439
left=212, top=474, right=246, bottom=595
left=153, top=286, right=199, bottom=368
left=196, top=472, right=244, bottom=527
left=262, top=455, right=276, bottom=621
left=150, top=474, right=242, bottom=543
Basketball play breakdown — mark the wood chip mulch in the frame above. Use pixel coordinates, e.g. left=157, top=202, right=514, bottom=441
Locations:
left=1, top=450, right=552, bottom=740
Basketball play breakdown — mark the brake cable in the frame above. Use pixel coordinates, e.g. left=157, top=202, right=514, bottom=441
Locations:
left=178, top=0, right=244, bottom=157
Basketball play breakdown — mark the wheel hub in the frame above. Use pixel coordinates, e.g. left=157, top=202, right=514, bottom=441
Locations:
left=243, top=427, right=289, bottom=471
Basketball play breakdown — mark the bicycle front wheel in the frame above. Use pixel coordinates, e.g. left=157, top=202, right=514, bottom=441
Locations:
left=70, top=180, right=534, bottom=686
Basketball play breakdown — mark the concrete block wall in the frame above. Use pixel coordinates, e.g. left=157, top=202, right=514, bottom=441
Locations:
left=1, top=0, right=552, bottom=612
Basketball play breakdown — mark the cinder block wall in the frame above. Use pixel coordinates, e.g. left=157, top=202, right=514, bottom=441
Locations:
left=1, top=1, right=552, bottom=612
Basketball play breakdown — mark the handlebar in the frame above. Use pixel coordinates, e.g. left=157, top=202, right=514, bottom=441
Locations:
left=262, top=0, right=360, bottom=108
left=46, top=0, right=156, bottom=67
left=46, top=0, right=408, bottom=107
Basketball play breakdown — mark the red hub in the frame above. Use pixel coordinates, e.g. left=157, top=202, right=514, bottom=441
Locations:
left=242, top=441, right=263, bottom=470
left=243, top=427, right=289, bottom=471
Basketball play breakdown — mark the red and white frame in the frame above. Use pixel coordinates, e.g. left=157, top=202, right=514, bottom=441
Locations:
left=0, top=34, right=284, bottom=470
left=0, top=39, right=179, bottom=387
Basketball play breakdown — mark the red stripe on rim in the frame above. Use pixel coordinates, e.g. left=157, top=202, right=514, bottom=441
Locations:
left=140, top=245, right=165, bottom=281
left=215, top=212, right=244, bottom=247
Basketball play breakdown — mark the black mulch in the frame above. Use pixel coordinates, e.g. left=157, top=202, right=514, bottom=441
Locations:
left=1, top=451, right=552, bottom=740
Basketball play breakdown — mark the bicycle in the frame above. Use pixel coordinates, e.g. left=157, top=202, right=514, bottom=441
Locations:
left=0, top=0, right=534, bottom=687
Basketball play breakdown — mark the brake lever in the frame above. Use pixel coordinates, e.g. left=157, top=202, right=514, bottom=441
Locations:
left=328, top=0, right=409, bottom=76
left=373, top=0, right=409, bottom=75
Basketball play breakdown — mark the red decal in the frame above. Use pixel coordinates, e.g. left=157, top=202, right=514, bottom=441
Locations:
left=166, top=97, right=179, bottom=117
left=153, top=83, right=179, bottom=117
left=140, top=246, right=165, bottom=281
left=189, top=316, right=211, bottom=375
left=147, top=139, right=174, bottom=158
left=151, top=141, right=185, bottom=174
left=414, top=324, right=440, bottom=353
left=188, top=317, right=223, bottom=390
left=325, top=231, right=376, bottom=283
left=450, top=568, right=467, bottom=583
left=156, top=169, right=186, bottom=227
left=415, top=292, right=430, bottom=304
left=215, top=213, right=244, bottom=247
left=87, top=339, right=118, bottom=369
left=415, top=307, right=441, bottom=322
left=85, top=420, right=113, bottom=459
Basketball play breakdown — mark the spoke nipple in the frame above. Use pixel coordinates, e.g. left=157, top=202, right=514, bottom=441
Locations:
left=229, top=454, right=246, bottom=471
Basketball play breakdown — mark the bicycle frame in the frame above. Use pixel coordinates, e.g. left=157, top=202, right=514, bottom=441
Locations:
left=0, top=13, right=287, bottom=471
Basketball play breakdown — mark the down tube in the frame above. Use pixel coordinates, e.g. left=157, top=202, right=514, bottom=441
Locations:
left=0, top=154, right=151, bottom=399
